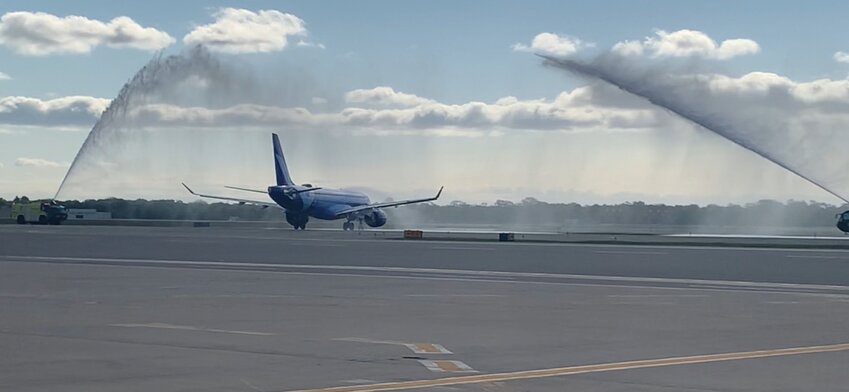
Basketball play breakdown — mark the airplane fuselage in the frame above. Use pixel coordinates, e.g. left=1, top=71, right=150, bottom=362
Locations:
left=268, top=185, right=370, bottom=220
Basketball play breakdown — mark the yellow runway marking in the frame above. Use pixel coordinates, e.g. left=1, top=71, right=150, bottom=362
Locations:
left=418, top=360, right=476, bottom=373
left=291, top=342, right=849, bottom=392
left=407, top=343, right=452, bottom=354
left=434, top=361, right=462, bottom=372
left=413, top=344, right=437, bottom=353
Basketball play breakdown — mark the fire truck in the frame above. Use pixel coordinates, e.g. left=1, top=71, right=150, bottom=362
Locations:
left=11, top=200, right=68, bottom=225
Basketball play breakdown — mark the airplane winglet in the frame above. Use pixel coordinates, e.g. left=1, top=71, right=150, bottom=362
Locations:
left=435, top=186, right=444, bottom=200
left=182, top=182, right=197, bottom=195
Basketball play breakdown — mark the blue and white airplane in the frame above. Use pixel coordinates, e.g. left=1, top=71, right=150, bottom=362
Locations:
left=182, top=133, right=442, bottom=230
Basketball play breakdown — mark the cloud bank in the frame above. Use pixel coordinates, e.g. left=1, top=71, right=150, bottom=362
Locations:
left=0, top=96, right=110, bottom=126
left=6, top=70, right=849, bottom=138
left=14, top=157, right=67, bottom=168
left=612, top=29, right=759, bottom=59
left=0, top=11, right=174, bottom=55
left=116, top=85, right=661, bottom=134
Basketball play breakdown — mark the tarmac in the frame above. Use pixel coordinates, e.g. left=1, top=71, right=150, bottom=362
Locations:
left=1, top=225, right=848, bottom=391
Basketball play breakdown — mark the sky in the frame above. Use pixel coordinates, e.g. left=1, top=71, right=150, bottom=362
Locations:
left=2, top=1, right=849, bottom=205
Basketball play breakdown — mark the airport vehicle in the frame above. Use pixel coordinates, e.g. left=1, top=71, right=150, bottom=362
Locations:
left=836, top=211, right=849, bottom=233
left=183, top=133, right=442, bottom=230
left=12, top=200, right=68, bottom=225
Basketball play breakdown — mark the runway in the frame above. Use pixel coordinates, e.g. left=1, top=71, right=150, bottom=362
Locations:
left=1, top=225, right=848, bottom=391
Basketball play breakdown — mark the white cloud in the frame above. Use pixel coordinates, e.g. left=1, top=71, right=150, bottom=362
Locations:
left=788, top=78, right=849, bottom=103
left=703, top=72, right=849, bottom=104
left=611, top=40, right=644, bottom=56
left=14, top=158, right=68, bottom=168
left=296, top=40, right=325, bottom=49
left=0, top=71, right=10, bottom=80
left=513, top=32, right=587, bottom=56
left=704, top=72, right=793, bottom=94
left=834, top=51, right=849, bottom=64
left=0, top=96, right=109, bottom=126
left=613, top=29, right=759, bottom=60
left=123, top=85, right=661, bottom=134
left=344, top=86, right=434, bottom=108
left=0, top=162, right=4, bottom=168
left=183, top=8, right=307, bottom=53
left=0, top=11, right=174, bottom=55
left=338, top=88, right=658, bottom=131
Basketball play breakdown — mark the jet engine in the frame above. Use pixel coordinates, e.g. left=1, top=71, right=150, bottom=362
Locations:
left=364, top=210, right=387, bottom=227
left=285, top=211, right=309, bottom=229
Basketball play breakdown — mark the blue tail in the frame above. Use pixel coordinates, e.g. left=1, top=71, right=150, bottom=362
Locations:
left=272, top=133, right=294, bottom=186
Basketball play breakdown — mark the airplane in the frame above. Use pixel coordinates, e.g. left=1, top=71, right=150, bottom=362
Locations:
left=182, top=133, right=443, bottom=230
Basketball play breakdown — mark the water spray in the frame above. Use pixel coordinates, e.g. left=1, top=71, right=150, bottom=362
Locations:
left=539, top=54, right=849, bottom=204
left=54, top=46, right=227, bottom=200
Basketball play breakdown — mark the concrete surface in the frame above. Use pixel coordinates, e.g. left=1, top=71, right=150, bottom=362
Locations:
left=1, top=225, right=848, bottom=391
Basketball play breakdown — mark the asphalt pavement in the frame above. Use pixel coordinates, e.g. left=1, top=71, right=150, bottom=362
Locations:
left=1, top=225, right=848, bottom=391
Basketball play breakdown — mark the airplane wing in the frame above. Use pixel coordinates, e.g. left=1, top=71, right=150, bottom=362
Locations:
left=336, top=186, right=443, bottom=216
left=224, top=185, right=267, bottom=194
left=225, top=185, right=323, bottom=196
left=182, top=183, right=282, bottom=209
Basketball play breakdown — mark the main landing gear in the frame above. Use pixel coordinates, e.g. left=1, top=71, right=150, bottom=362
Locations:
left=342, top=219, right=364, bottom=231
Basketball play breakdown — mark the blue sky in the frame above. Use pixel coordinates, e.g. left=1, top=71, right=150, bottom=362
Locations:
left=2, top=1, right=849, bottom=203
left=4, top=1, right=849, bottom=101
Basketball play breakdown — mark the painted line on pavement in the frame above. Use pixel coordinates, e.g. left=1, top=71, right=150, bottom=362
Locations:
left=335, top=337, right=452, bottom=355
left=5, top=254, right=849, bottom=294
left=431, top=246, right=496, bottom=251
left=111, top=323, right=274, bottom=336
left=607, top=294, right=707, bottom=298
left=290, top=342, right=849, bottom=392
left=594, top=250, right=668, bottom=255
left=333, top=337, right=406, bottom=345
left=16, top=225, right=849, bottom=254
left=404, top=294, right=505, bottom=298
left=785, top=255, right=849, bottom=260
left=417, top=360, right=476, bottom=373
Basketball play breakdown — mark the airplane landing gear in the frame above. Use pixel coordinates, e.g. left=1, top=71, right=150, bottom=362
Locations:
left=343, top=219, right=365, bottom=231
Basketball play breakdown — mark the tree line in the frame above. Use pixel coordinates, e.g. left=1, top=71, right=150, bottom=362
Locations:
left=2, top=196, right=846, bottom=228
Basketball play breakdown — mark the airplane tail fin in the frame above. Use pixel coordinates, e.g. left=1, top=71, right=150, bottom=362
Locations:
left=272, top=133, right=295, bottom=186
